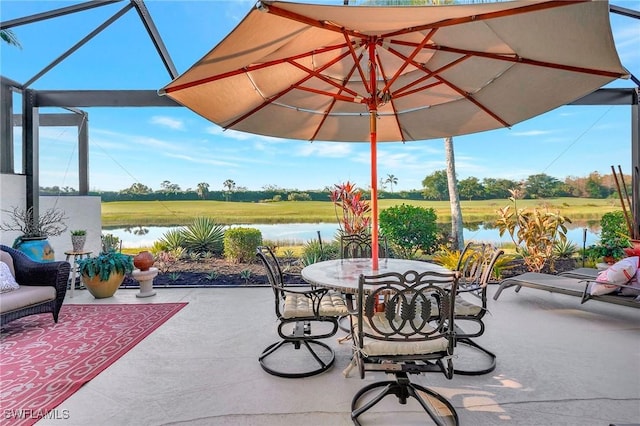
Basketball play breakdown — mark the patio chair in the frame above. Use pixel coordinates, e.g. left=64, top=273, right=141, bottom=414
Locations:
left=340, top=233, right=388, bottom=259
left=1, top=245, right=70, bottom=326
left=349, top=269, right=460, bottom=425
left=337, top=234, right=388, bottom=339
left=256, top=246, right=348, bottom=378
left=452, top=242, right=504, bottom=375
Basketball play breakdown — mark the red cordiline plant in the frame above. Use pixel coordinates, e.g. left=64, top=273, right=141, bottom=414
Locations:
left=330, top=181, right=371, bottom=236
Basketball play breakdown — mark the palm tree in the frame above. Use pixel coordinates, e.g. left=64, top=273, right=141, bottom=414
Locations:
left=385, top=174, right=398, bottom=193
left=445, top=137, right=464, bottom=250
left=196, top=182, right=210, bottom=200
left=0, top=29, right=21, bottom=48
left=223, top=179, right=236, bottom=202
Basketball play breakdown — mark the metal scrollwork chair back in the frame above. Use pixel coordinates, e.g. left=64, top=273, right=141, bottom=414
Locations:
left=349, top=269, right=461, bottom=426
left=340, top=233, right=388, bottom=260
left=453, top=242, right=504, bottom=375
left=256, top=246, right=347, bottom=378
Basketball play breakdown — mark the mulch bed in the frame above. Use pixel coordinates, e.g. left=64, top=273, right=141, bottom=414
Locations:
left=118, top=256, right=580, bottom=288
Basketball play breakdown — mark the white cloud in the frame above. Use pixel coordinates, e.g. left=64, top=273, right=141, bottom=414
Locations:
left=205, top=125, right=283, bottom=143
left=150, top=116, right=185, bottom=130
left=295, top=142, right=353, bottom=158
left=163, top=152, right=239, bottom=168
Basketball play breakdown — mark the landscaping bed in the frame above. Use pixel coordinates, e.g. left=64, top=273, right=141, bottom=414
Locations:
left=118, top=256, right=579, bottom=288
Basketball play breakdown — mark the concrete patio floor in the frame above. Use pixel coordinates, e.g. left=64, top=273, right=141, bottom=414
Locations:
left=37, top=283, right=639, bottom=426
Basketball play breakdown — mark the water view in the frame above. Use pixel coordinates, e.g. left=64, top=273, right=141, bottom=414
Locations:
left=104, top=222, right=600, bottom=249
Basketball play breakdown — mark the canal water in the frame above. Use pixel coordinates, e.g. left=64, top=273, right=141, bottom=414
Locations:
left=104, top=222, right=600, bottom=249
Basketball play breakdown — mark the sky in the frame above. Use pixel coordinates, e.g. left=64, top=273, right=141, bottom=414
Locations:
left=0, top=0, right=639, bottom=193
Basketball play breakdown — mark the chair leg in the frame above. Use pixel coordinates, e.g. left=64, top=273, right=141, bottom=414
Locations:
left=259, top=339, right=335, bottom=378
left=453, top=337, right=497, bottom=376
left=351, top=373, right=458, bottom=426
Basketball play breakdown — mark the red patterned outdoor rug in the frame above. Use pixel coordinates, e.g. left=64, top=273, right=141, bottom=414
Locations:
left=0, top=303, right=187, bottom=425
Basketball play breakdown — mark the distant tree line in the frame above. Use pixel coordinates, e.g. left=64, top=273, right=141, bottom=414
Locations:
left=40, top=171, right=630, bottom=202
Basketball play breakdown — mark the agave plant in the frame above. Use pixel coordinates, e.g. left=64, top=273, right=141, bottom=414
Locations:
left=181, top=217, right=225, bottom=255
left=156, top=228, right=186, bottom=252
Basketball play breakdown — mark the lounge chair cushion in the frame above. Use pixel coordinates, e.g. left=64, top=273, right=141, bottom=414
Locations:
left=0, top=261, right=19, bottom=293
left=283, top=291, right=348, bottom=318
left=590, top=256, right=639, bottom=296
left=620, top=269, right=640, bottom=296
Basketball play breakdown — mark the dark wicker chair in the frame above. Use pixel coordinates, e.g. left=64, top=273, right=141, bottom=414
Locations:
left=453, top=242, right=504, bottom=375
left=0, top=244, right=70, bottom=326
left=256, top=246, right=347, bottom=378
left=348, top=269, right=461, bottom=425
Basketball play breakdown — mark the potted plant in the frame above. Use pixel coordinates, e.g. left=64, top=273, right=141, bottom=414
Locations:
left=70, top=229, right=87, bottom=252
left=77, top=249, right=134, bottom=298
left=0, top=205, right=67, bottom=261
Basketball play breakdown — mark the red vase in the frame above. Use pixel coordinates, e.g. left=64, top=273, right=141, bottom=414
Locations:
left=133, top=251, right=154, bottom=271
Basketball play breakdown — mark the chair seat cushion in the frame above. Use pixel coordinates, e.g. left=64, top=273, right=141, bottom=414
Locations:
left=283, top=290, right=348, bottom=318
left=454, top=295, right=482, bottom=316
left=353, top=314, right=448, bottom=357
left=0, top=285, right=56, bottom=314
left=428, top=295, right=482, bottom=317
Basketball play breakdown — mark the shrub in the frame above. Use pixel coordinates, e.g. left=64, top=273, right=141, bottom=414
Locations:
left=379, top=204, right=439, bottom=258
left=287, top=192, right=312, bottom=201
left=101, top=233, right=120, bottom=252
left=495, top=196, right=570, bottom=272
left=224, top=227, right=262, bottom=263
left=182, top=217, right=225, bottom=255
left=301, top=239, right=339, bottom=265
left=553, top=240, right=578, bottom=259
left=156, top=228, right=186, bottom=252
left=591, top=210, right=632, bottom=261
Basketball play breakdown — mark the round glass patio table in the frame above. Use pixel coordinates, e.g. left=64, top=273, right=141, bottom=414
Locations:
left=301, top=258, right=450, bottom=294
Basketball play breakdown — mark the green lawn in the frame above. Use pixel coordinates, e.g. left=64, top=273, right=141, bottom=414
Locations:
left=101, top=198, right=620, bottom=227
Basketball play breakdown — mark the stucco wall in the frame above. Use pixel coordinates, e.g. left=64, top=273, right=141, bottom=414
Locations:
left=1, top=173, right=102, bottom=261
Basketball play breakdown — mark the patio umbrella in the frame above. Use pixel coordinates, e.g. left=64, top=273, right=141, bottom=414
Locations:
left=160, top=0, right=627, bottom=269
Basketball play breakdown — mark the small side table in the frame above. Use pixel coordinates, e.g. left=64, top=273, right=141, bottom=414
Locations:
left=65, top=250, right=92, bottom=298
left=132, top=267, right=158, bottom=298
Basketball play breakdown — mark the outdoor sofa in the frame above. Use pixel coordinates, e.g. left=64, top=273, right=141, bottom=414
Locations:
left=0, top=245, right=70, bottom=326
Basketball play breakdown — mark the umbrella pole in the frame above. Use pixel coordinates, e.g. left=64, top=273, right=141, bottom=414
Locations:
left=370, top=110, right=379, bottom=270
left=368, top=41, right=379, bottom=270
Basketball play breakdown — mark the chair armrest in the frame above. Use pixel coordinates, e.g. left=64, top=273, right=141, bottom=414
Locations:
left=5, top=246, right=71, bottom=290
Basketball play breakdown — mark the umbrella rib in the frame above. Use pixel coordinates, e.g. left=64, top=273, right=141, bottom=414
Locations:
left=379, top=0, right=586, bottom=39
left=311, top=50, right=365, bottom=141
left=163, top=43, right=348, bottom=94
left=391, top=40, right=626, bottom=79
left=263, top=2, right=368, bottom=41
left=344, top=32, right=370, bottom=95
left=380, top=28, right=438, bottom=96
left=225, top=48, right=359, bottom=130
left=375, top=50, right=406, bottom=143
left=287, top=52, right=360, bottom=98
left=225, top=74, right=315, bottom=130
left=385, top=44, right=509, bottom=127
left=387, top=50, right=470, bottom=99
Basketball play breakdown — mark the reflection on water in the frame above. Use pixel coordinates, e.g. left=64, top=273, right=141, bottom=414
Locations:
left=104, top=221, right=600, bottom=249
